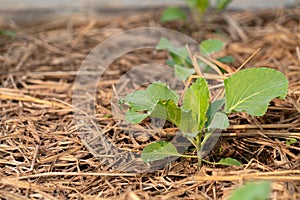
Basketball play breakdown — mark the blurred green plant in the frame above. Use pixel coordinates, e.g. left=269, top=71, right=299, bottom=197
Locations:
left=0, top=29, right=16, bottom=37
left=156, top=37, right=235, bottom=80
left=161, top=0, right=232, bottom=23
left=229, top=181, right=271, bottom=200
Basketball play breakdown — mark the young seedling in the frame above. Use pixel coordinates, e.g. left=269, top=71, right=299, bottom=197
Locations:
left=121, top=65, right=288, bottom=168
left=156, top=37, right=234, bottom=80
left=161, top=0, right=232, bottom=23
left=120, top=36, right=288, bottom=168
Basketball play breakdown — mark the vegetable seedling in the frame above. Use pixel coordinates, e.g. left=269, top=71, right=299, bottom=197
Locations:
left=121, top=65, right=288, bottom=168
left=161, top=0, right=232, bottom=23
left=156, top=37, right=235, bottom=80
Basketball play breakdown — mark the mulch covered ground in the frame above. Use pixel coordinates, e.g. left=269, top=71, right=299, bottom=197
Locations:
left=0, top=7, right=300, bottom=200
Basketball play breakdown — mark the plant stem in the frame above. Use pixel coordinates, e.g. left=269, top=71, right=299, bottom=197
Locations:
left=180, top=154, right=198, bottom=159
left=196, top=132, right=203, bottom=169
left=201, top=131, right=213, bottom=147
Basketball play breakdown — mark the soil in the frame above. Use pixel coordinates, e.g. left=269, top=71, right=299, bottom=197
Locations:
left=0, top=7, right=300, bottom=200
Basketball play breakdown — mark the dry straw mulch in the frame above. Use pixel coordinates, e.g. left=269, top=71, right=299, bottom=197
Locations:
left=0, top=7, right=300, bottom=200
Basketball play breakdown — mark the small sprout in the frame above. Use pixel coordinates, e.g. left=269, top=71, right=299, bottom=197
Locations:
left=286, top=138, right=297, bottom=145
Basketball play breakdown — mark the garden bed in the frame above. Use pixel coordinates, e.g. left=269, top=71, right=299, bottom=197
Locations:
left=0, top=8, right=300, bottom=199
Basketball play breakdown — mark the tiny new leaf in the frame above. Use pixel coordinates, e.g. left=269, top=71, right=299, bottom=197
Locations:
left=229, top=181, right=271, bottom=200
left=225, top=68, right=288, bottom=116
left=142, top=141, right=180, bottom=162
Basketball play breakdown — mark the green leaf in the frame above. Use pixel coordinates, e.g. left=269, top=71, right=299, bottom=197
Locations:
left=200, top=39, right=224, bottom=56
left=174, top=65, right=196, bottom=80
left=156, top=37, right=176, bottom=52
left=151, top=99, right=182, bottom=127
left=0, top=30, right=16, bottom=37
left=170, top=47, right=191, bottom=67
left=123, top=82, right=180, bottom=124
left=206, top=99, right=225, bottom=127
left=125, top=109, right=149, bottom=124
left=286, top=138, right=297, bottom=145
left=186, top=0, right=209, bottom=13
left=156, top=38, right=192, bottom=68
left=182, top=78, right=210, bottom=131
left=225, top=68, right=289, bottom=116
left=216, top=0, right=232, bottom=10
left=141, top=141, right=180, bottom=162
left=216, top=157, right=241, bottom=166
left=229, top=181, right=271, bottom=200
left=217, top=56, right=235, bottom=63
left=207, top=112, right=229, bottom=130
left=160, top=7, right=187, bottom=22
left=123, top=82, right=178, bottom=111
left=179, top=110, right=199, bottom=137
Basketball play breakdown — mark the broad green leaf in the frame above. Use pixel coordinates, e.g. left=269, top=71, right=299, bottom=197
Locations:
left=123, top=82, right=178, bottom=111
left=206, top=99, right=225, bottom=127
left=126, top=99, right=182, bottom=125
left=229, top=181, right=271, bottom=200
left=123, top=82, right=180, bottom=124
left=160, top=7, right=187, bottom=22
left=174, top=65, right=195, bottom=80
left=200, top=39, right=224, bottom=56
left=207, top=112, right=229, bottom=130
left=142, top=141, right=180, bottom=162
left=216, top=157, right=241, bottom=166
left=182, top=78, right=210, bottom=131
left=225, top=68, right=289, bottom=116
left=216, top=0, right=232, bottom=10
left=125, top=109, right=149, bottom=124
left=151, top=99, right=182, bottom=127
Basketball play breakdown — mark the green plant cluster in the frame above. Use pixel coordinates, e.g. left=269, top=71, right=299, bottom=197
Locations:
left=156, top=37, right=234, bottom=80
left=122, top=67, right=288, bottom=165
left=161, top=0, right=232, bottom=23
